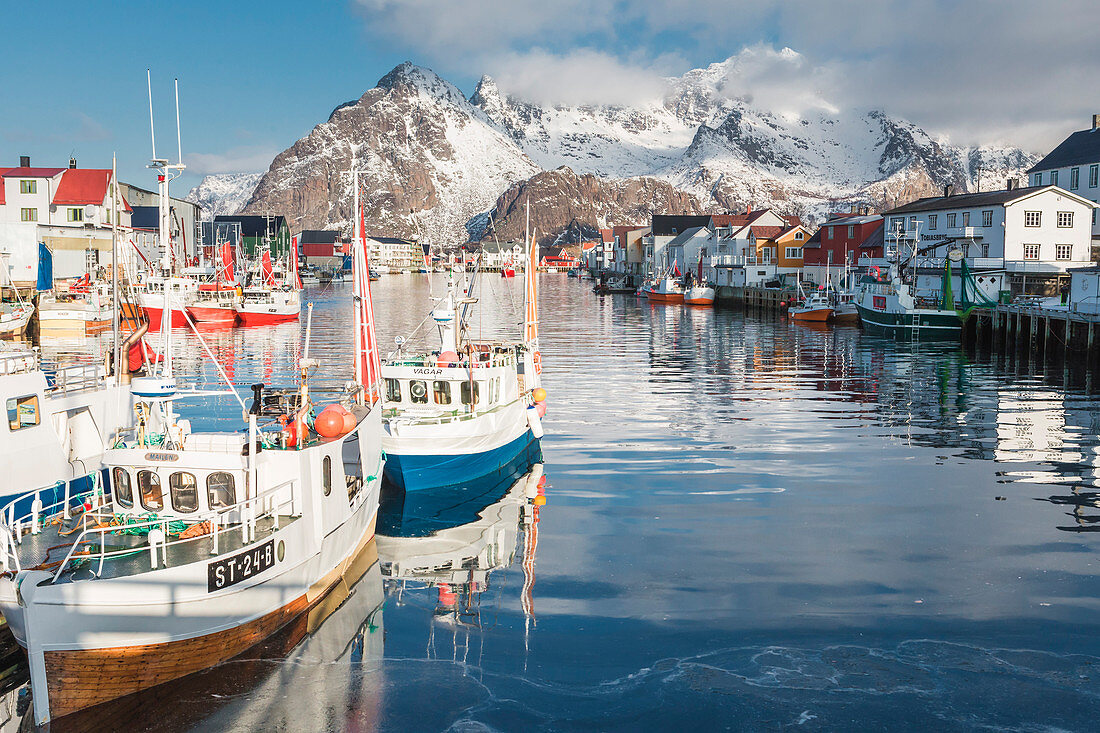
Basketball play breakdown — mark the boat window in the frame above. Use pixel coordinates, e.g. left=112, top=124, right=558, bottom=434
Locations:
left=385, top=378, right=401, bottom=402
left=207, top=472, right=236, bottom=508
left=433, top=380, right=451, bottom=404
left=460, top=381, right=480, bottom=405
left=488, top=379, right=496, bottom=404
left=169, top=472, right=199, bottom=513
left=6, top=394, right=39, bottom=431
left=409, top=380, right=428, bottom=404
left=323, top=455, right=332, bottom=496
left=113, top=467, right=133, bottom=508
left=138, top=470, right=163, bottom=511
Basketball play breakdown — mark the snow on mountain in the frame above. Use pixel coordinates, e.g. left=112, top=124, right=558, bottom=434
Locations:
left=185, top=173, right=262, bottom=219
left=243, top=62, right=538, bottom=244
left=241, top=56, right=1038, bottom=245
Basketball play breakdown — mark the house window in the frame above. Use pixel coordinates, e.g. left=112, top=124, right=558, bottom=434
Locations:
left=207, top=472, right=236, bottom=508
left=1051, top=171, right=1059, bottom=187
left=1023, top=244, right=1040, bottom=260
left=169, top=472, right=199, bottom=513
left=1024, top=211, right=1041, bottom=227
left=794, top=231, right=803, bottom=240
left=981, top=243, right=990, bottom=257
left=947, top=213, right=957, bottom=227
left=962, top=212, right=970, bottom=227
left=113, top=468, right=133, bottom=508
left=909, top=216, right=917, bottom=228
left=19, top=180, right=36, bottom=194
left=1071, top=168, right=1080, bottom=189
left=1091, top=165, right=1098, bottom=188
left=20, top=208, right=37, bottom=222
left=981, top=210, right=993, bottom=228
left=6, top=395, right=38, bottom=431
left=847, top=225, right=854, bottom=238
left=1057, top=211, right=1073, bottom=228
left=138, top=470, right=163, bottom=511
left=929, top=215, right=938, bottom=230
left=1033, top=172, right=1042, bottom=186
left=785, top=247, right=802, bottom=260
left=890, top=217, right=903, bottom=233
left=827, top=227, right=834, bottom=239
left=1056, top=244, right=1072, bottom=260
left=67, top=207, right=84, bottom=223
left=322, top=455, right=332, bottom=496
left=761, top=248, right=772, bottom=263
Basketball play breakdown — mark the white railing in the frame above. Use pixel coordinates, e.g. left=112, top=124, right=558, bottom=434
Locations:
left=710, top=255, right=761, bottom=267
left=0, top=348, right=38, bottom=376
left=50, top=363, right=106, bottom=395
left=49, top=477, right=300, bottom=581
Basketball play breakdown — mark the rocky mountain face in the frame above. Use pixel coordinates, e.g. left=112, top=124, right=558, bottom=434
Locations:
left=235, top=57, right=1038, bottom=244
left=479, top=167, right=706, bottom=245
left=185, top=172, right=262, bottom=219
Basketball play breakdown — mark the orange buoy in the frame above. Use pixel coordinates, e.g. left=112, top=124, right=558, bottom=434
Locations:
left=340, top=407, right=357, bottom=433
left=283, top=421, right=299, bottom=447
left=534, top=495, right=546, bottom=506
left=314, top=406, right=345, bottom=438
left=437, top=350, right=460, bottom=367
left=532, top=387, right=547, bottom=403
left=537, top=476, right=547, bottom=488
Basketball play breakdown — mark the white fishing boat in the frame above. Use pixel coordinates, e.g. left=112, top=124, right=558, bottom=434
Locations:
left=0, top=102, right=388, bottom=727
left=380, top=202, right=545, bottom=493
left=0, top=257, right=34, bottom=338
left=38, top=280, right=115, bottom=333
left=234, top=249, right=301, bottom=325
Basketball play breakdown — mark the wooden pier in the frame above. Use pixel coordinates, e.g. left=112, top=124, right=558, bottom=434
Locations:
left=716, top=285, right=797, bottom=311
left=963, top=304, right=1100, bottom=365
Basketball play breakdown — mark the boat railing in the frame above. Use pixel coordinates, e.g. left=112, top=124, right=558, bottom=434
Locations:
left=0, top=348, right=38, bottom=376
left=49, top=363, right=106, bottom=395
left=48, top=476, right=301, bottom=581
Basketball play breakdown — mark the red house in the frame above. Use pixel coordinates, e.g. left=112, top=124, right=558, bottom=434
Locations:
left=802, top=213, right=884, bottom=266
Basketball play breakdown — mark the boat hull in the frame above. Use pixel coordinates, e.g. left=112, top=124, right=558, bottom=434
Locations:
left=643, top=290, right=684, bottom=303
left=384, top=427, right=540, bottom=493
left=235, top=307, right=299, bottom=325
left=789, top=308, right=832, bottom=322
left=187, top=305, right=238, bottom=324
left=856, top=303, right=962, bottom=339
left=142, top=305, right=189, bottom=329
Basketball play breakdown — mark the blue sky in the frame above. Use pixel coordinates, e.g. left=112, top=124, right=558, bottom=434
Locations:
left=4, top=1, right=1099, bottom=194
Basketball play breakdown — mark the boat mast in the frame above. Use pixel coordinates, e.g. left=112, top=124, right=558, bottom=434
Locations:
left=111, top=153, right=120, bottom=380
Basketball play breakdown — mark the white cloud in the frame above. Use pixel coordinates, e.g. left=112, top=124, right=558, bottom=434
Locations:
left=186, top=146, right=278, bottom=177
left=354, top=0, right=1100, bottom=152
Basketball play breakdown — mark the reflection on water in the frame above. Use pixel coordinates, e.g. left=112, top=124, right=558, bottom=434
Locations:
left=13, top=276, right=1100, bottom=729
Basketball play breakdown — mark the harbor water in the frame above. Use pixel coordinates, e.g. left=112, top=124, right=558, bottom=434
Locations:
left=19, top=274, right=1100, bottom=730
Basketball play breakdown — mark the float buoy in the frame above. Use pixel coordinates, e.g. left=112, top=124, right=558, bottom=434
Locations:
left=532, top=387, right=547, bottom=403
left=314, top=406, right=345, bottom=438
left=534, top=495, right=546, bottom=506
left=437, top=350, right=460, bottom=367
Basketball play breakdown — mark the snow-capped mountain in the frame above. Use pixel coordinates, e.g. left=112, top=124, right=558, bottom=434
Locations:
left=185, top=173, right=262, bottom=219
left=240, top=56, right=1038, bottom=244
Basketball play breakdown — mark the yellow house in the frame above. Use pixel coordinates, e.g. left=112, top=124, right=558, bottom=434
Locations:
left=750, top=224, right=811, bottom=271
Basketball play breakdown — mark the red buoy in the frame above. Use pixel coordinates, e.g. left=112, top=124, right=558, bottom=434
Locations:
left=314, top=407, right=345, bottom=438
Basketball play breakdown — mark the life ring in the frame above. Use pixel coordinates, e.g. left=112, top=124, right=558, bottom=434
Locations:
left=869, top=265, right=881, bottom=280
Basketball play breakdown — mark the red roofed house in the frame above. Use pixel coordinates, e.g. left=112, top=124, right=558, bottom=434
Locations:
left=0, top=156, right=132, bottom=285
left=801, top=213, right=884, bottom=284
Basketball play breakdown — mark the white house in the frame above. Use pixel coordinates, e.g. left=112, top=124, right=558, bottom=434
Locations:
left=479, top=240, right=524, bottom=269
left=0, top=157, right=132, bottom=285
left=1028, top=115, right=1100, bottom=242
left=882, top=184, right=1097, bottom=294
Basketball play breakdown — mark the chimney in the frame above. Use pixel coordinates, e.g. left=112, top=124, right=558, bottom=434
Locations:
left=1007, top=177, right=1018, bottom=191
left=69, top=156, right=77, bottom=169
left=1093, top=113, right=1100, bottom=131
left=19, top=155, right=29, bottom=168
left=943, top=184, right=954, bottom=198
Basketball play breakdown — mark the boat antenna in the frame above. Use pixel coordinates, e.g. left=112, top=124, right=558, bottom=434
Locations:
left=147, top=69, right=156, bottom=160
left=174, top=77, right=183, bottom=165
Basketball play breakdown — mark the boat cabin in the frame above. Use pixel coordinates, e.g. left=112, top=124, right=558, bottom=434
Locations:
left=382, top=345, right=520, bottom=417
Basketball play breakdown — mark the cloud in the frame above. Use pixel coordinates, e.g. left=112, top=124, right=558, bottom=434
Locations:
left=3, top=111, right=112, bottom=145
left=354, top=0, right=1100, bottom=151
left=186, top=146, right=278, bottom=176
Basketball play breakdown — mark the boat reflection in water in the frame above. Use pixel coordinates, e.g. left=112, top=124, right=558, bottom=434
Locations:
left=378, top=464, right=546, bottom=649
left=0, top=540, right=386, bottom=733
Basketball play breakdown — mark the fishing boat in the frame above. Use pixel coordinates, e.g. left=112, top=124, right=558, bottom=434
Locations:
left=641, top=275, right=685, bottom=303
left=234, top=248, right=302, bottom=325
left=593, top=275, right=634, bottom=294
left=0, top=152, right=388, bottom=726
left=0, top=259, right=34, bottom=338
left=831, top=290, right=859, bottom=323
left=684, top=285, right=715, bottom=306
left=380, top=203, right=545, bottom=494
left=187, top=243, right=240, bottom=324
left=788, top=281, right=833, bottom=322
left=38, top=280, right=114, bottom=334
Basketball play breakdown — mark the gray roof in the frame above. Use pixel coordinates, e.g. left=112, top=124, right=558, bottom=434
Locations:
left=885, top=187, right=1045, bottom=215
left=666, top=226, right=707, bottom=247
left=1029, top=128, right=1100, bottom=173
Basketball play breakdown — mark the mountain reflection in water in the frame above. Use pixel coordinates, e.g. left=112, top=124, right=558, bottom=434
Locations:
left=8, top=275, right=1100, bottom=730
